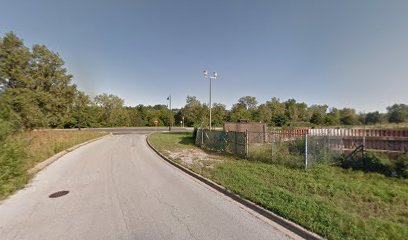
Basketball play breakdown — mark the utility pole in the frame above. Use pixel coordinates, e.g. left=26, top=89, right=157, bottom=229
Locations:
left=167, top=95, right=172, bottom=131
left=203, top=70, right=218, bottom=130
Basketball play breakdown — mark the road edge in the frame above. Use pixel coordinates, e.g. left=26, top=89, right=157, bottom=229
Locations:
left=27, top=133, right=110, bottom=174
left=146, top=134, right=323, bottom=240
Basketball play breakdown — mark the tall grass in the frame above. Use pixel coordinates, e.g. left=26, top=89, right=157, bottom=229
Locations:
left=0, top=130, right=106, bottom=200
left=0, top=135, right=29, bottom=198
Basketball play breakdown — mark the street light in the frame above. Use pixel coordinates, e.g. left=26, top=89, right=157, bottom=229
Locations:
left=203, top=70, right=218, bottom=130
left=167, top=94, right=172, bottom=131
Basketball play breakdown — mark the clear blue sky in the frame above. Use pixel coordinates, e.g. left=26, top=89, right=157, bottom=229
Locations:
left=1, top=0, right=407, bottom=112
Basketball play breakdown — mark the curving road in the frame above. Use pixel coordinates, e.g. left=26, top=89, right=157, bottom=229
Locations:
left=0, top=133, right=301, bottom=240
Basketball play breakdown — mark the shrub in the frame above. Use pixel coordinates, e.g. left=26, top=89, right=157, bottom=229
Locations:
left=395, top=154, right=408, bottom=178
left=0, top=135, right=28, bottom=198
left=340, top=153, right=394, bottom=176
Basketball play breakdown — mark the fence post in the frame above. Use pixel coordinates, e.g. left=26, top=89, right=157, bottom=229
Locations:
left=245, top=130, right=249, bottom=159
left=201, top=129, right=204, bottom=146
left=271, top=130, right=274, bottom=159
left=305, top=132, right=308, bottom=169
left=263, top=124, right=267, bottom=143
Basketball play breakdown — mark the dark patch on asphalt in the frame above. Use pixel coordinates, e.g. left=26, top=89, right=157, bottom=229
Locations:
left=49, top=190, right=70, bottom=198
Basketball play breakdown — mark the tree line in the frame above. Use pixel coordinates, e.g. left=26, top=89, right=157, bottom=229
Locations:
left=1, top=32, right=407, bottom=136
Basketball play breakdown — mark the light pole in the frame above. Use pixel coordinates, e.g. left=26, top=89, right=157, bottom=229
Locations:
left=203, top=70, right=218, bottom=130
left=167, top=94, right=172, bottom=131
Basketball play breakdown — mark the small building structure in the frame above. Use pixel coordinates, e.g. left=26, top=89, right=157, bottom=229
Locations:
left=224, top=120, right=267, bottom=143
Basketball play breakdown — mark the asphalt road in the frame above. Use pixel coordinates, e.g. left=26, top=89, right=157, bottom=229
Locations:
left=0, top=133, right=301, bottom=240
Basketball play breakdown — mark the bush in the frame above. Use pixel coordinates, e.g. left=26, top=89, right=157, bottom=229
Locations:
left=0, top=135, right=28, bottom=198
left=395, top=154, right=408, bottom=178
left=339, top=152, right=408, bottom=178
left=0, top=104, right=22, bottom=141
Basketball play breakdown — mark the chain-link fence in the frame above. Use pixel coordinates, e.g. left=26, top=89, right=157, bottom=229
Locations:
left=195, top=128, right=408, bottom=169
left=247, top=131, right=343, bottom=168
left=195, top=129, right=246, bottom=158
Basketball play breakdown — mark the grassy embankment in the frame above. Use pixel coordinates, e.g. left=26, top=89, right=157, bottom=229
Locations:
left=0, top=130, right=107, bottom=200
left=149, top=132, right=408, bottom=240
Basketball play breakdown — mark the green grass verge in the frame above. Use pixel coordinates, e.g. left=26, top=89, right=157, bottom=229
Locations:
left=148, top=132, right=408, bottom=240
left=0, top=130, right=107, bottom=200
left=148, top=131, right=195, bottom=157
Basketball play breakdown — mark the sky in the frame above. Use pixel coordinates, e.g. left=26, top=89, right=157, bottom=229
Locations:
left=1, top=0, right=407, bottom=112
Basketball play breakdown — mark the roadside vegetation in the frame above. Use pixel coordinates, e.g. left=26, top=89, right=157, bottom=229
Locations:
left=149, top=132, right=408, bottom=240
left=0, top=130, right=106, bottom=200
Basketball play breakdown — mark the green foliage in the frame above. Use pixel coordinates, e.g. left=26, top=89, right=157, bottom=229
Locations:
left=387, top=104, right=408, bottom=123
left=0, top=135, right=28, bottom=198
left=310, top=112, right=325, bottom=125
left=94, top=93, right=130, bottom=127
left=180, top=96, right=208, bottom=127
left=0, top=32, right=75, bottom=129
left=0, top=130, right=106, bottom=200
left=272, top=114, right=288, bottom=127
left=229, top=103, right=252, bottom=122
left=0, top=101, right=21, bottom=141
left=365, top=111, right=382, bottom=125
left=211, top=103, right=226, bottom=127
left=341, top=153, right=393, bottom=176
left=339, top=108, right=360, bottom=125
left=237, top=96, right=258, bottom=110
left=339, top=152, right=408, bottom=178
left=395, top=154, right=408, bottom=178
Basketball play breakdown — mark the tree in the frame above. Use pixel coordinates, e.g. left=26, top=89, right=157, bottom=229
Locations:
left=339, top=108, right=360, bottom=125
left=64, top=90, right=99, bottom=128
left=387, top=104, right=408, bottom=123
left=365, top=111, right=382, bottom=125
left=30, top=44, right=76, bottom=127
left=94, top=93, right=130, bottom=127
left=211, top=103, right=226, bottom=127
left=325, top=108, right=340, bottom=125
left=310, top=112, right=325, bottom=125
left=0, top=32, right=77, bottom=128
left=238, top=96, right=258, bottom=111
left=266, top=98, right=286, bottom=126
left=309, top=104, right=328, bottom=125
left=0, top=33, right=42, bottom=129
left=255, top=104, right=272, bottom=123
left=285, top=98, right=299, bottom=121
left=230, top=103, right=252, bottom=122
left=125, top=107, right=144, bottom=127
left=0, top=32, right=32, bottom=90
left=181, top=96, right=208, bottom=127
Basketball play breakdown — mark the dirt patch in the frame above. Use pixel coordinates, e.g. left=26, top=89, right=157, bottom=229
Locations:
left=166, top=148, right=224, bottom=167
